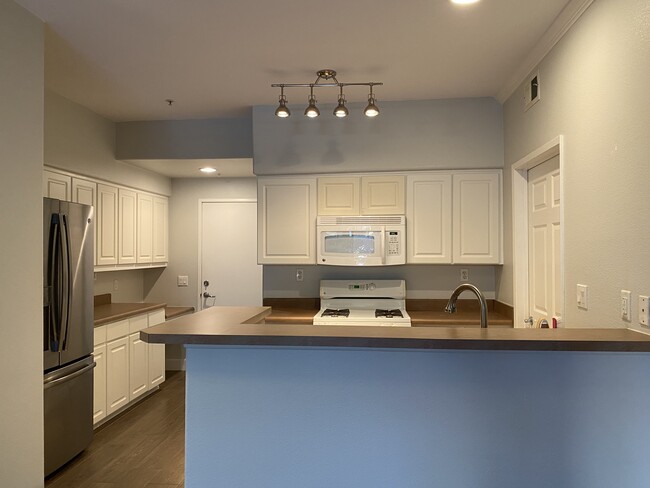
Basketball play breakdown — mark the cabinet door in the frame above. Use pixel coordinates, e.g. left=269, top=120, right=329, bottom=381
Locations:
left=258, top=178, right=317, bottom=264
left=360, top=175, right=405, bottom=215
left=96, top=184, right=118, bottom=266
left=452, top=172, right=502, bottom=264
left=72, top=178, right=98, bottom=265
left=137, top=193, right=154, bottom=263
left=106, top=336, right=129, bottom=416
left=406, top=173, right=452, bottom=263
left=118, top=188, right=137, bottom=264
left=148, top=309, right=166, bottom=389
left=92, top=343, right=107, bottom=425
left=317, top=177, right=360, bottom=215
left=43, top=170, right=71, bottom=201
left=152, top=196, right=169, bottom=263
left=129, top=332, right=149, bottom=401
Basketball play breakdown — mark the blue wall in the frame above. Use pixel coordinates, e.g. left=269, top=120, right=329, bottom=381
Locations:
left=253, top=98, right=503, bottom=175
left=186, top=346, right=650, bottom=487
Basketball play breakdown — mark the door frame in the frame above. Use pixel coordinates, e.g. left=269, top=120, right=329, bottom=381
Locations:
left=197, top=198, right=258, bottom=312
left=511, top=136, right=565, bottom=328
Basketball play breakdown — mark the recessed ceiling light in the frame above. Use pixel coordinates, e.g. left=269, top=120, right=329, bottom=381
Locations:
left=451, top=0, right=480, bottom=4
left=200, top=167, right=217, bottom=174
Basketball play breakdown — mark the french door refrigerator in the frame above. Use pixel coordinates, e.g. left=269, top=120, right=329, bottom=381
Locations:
left=43, top=197, right=95, bottom=476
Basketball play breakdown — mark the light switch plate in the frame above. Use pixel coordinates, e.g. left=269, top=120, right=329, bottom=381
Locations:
left=577, top=284, right=588, bottom=310
left=621, top=290, right=631, bottom=321
left=177, top=275, right=189, bottom=287
left=639, top=296, right=649, bottom=326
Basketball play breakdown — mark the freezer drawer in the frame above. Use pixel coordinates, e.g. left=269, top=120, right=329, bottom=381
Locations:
left=44, top=356, right=95, bottom=476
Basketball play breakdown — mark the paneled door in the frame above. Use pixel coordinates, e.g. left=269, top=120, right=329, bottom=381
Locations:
left=528, top=155, right=561, bottom=327
left=200, top=201, right=262, bottom=310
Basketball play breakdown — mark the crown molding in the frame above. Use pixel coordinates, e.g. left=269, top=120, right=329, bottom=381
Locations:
left=496, top=0, right=595, bottom=104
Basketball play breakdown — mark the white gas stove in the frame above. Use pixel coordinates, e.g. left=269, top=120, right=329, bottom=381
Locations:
left=313, top=280, right=411, bottom=327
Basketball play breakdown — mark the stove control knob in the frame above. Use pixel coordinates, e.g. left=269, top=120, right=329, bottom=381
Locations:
left=368, top=283, right=376, bottom=290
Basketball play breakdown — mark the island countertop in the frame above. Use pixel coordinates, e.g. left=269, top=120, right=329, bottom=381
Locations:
left=140, top=305, right=650, bottom=352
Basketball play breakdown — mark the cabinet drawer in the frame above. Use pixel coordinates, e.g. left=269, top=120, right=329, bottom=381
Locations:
left=129, top=313, right=148, bottom=333
left=106, top=319, right=129, bottom=341
left=94, top=325, right=107, bottom=346
left=148, top=308, right=166, bottom=327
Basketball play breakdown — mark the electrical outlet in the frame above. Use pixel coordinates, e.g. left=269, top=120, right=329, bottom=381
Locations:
left=621, top=290, right=631, bottom=320
left=576, top=284, right=588, bottom=309
left=296, top=268, right=304, bottom=282
left=460, top=269, right=469, bottom=281
left=113, top=279, right=119, bottom=291
left=639, top=296, right=649, bottom=326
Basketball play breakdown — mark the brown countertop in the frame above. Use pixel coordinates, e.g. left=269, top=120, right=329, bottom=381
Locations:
left=94, top=302, right=166, bottom=326
left=165, top=306, right=195, bottom=320
left=141, top=305, right=650, bottom=352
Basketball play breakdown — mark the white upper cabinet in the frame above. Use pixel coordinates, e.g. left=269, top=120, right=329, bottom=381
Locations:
left=152, top=196, right=169, bottom=264
left=317, top=175, right=405, bottom=216
left=71, top=177, right=97, bottom=207
left=452, top=171, right=502, bottom=264
left=96, top=184, right=118, bottom=266
left=136, top=192, right=154, bottom=263
left=258, top=177, right=317, bottom=264
left=360, top=175, right=405, bottom=215
left=406, top=173, right=452, bottom=264
left=118, top=188, right=137, bottom=265
left=317, top=177, right=360, bottom=215
left=43, top=170, right=71, bottom=201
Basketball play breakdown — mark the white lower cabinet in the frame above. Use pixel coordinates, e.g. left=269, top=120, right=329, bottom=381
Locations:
left=93, top=309, right=166, bottom=425
left=106, top=335, right=129, bottom=416
left=92, top=343, right=107, bottom=424
left=148, top=309, right=166, bottom=389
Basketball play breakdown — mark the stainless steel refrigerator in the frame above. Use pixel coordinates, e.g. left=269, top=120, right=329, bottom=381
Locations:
left=43, top=197, right=95, bottom=476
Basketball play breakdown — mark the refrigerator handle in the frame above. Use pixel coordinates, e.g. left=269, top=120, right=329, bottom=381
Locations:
left=47, top=214, right=61, bottom=352
left=60, top=213, right=72, bottom=351
left=43, top=361, right=96, bottom=390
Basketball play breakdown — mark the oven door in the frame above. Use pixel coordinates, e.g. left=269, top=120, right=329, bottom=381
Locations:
left=317, top=226, right=386, bottom=266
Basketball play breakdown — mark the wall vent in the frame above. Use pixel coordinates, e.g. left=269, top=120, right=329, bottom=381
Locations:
left=524, top=71, right=540, bottom=111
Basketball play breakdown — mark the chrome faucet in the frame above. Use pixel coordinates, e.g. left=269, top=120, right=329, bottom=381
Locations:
left=445, top=283, right=488, bottom=328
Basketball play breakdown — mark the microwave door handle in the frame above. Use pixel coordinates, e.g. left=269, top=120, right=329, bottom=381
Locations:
left=379, top=227, right=386, bottom=264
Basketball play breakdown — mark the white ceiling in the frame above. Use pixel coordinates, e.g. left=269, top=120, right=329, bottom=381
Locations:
left=16, top=0, right=574, bottom=123
left=125, top=158, right=254, bottom=178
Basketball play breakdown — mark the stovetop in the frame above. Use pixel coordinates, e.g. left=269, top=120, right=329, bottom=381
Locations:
left=313, top=280, right=411, bottom=327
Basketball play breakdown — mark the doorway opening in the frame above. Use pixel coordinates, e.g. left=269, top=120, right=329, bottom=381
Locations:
left=512, top=136, right=564, bottom=328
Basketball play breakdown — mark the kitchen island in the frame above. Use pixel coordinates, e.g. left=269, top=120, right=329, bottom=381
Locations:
left=142, top=306, right=650, bottom=488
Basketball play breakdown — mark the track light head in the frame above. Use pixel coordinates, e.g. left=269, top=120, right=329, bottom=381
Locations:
left=304, top=87, right=320, bottom=118
left=364, top=86, right=380, bottom=117
left=275, top=91, right=290, bottom=118
left=333, top=87, right=348, bottom=118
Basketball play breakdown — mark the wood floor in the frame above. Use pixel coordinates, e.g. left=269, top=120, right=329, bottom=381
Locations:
left=45, top=371, right=185, bottom=488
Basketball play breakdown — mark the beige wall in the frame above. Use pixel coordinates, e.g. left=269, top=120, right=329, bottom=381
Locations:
left=143, top=177, right=258, bottom=307
left=45, top=90, right=172, bottom=196
left=499, top=0, right=650, bottom=329
left=94, top=270, right=145, bottom=303
left=0, top=1, right=44, bottom=485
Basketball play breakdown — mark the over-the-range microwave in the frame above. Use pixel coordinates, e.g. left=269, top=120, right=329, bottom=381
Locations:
left=316, top=215, right=406, bottom=266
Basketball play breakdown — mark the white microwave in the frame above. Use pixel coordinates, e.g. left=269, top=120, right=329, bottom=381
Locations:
left=316, top=215, right=406, bottom=266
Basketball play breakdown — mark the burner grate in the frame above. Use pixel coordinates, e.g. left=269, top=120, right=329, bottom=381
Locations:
left=375, top=309, right=404, bottom=319
left=321, top=308, right=350, bottom=318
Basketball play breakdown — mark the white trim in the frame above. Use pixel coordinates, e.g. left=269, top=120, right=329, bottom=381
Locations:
left=197, top=198, right=258, bottom=311
left=511, top=136, right=564, bottom=328
left=496, top=0, right=595, bottom=103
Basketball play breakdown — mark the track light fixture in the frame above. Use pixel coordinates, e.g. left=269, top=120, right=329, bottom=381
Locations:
left=274, top=86, right=290, bottom=118
left=272, top=69, right=382, bottom=119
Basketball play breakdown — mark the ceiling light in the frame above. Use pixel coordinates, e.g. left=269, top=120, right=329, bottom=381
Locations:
left=304, top=86, right=320, bottom=118
left=272, top=70, right=382, bottom=119
left=333, top=86, right=349, bottom=118
left=274, top=87, right=290, bottom=118
left=200, top=167, right=217, bottom=174
left=451, top=0, right=480, bottom=4
left=364, top=85, right=380, bottom=117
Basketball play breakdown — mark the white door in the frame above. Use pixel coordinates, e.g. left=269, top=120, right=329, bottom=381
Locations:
left=200, top=201, right=262, bottom=309
left=527, top=155, right=561, bottom=327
